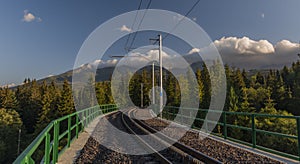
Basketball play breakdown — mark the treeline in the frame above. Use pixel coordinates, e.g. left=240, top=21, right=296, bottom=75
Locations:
left=128, top=62, right=299, bottom=155
left=0, top=79, right=113, bottom=163
left=2, top=61, right=300, bottom=162
left=128, top=62, right=300, bottom=115
left=0, top=80, right=71, bottom=163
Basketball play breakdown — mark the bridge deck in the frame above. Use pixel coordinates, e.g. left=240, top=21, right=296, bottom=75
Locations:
left=57, top=131, right=90, bottom=164
left=57, top=109, right=298, bottom=163
left=57, top=111, right=118, bottom=163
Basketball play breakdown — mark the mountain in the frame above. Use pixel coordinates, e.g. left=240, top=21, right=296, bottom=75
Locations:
left=9, top=53, right=253, bottom=88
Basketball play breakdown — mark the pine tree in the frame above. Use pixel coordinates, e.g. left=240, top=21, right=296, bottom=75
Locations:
left=196, top=69, right=204, bottom=106
left=166, top=73, right=176, bottom=106
left=36, top=82, right=55, bottom=132
left=58, top=80, right=75, bottom=116
left=95, top=82, right=106, bottom=105
left=16, top=79, right=41, bottom=133
left=272, top=72, right=286, bottom=108
left=266, top=70, right=276, bottom=90
left=141, top=69, right=151, bottom=106
left=260, top=97, right=277, bottom=114
left=186, top=69, right=198, bottom=106
left=129, top=73, right=141, bottom=107
left=0, top=87, right=18, bottom=110
left=240, top=88, right=255, bottom=113
left=232, top=68, right=245, bottom=97
left=228, top=87, right=238, bottom=112
left=104, top=81, right=114, bottom=104
left=201, top=64, right=211, bottom=109
left=242, top=69, right=250, bottom=87
left=0, top=108, right=22, bottom=163
left=256, top=72, right=265, bottom=86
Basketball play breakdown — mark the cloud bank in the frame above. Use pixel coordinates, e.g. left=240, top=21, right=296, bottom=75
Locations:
left=189, top=37, right=300, bottom=69
left=79, top=37, right=299, bottom=72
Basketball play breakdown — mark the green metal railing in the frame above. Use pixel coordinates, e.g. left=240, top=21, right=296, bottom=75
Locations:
left=162, top=106, right=300, bottom=161
left=14, top=104, right=118, bottom=164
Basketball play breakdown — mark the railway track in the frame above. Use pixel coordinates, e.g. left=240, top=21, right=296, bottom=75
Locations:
left=142, top=114, right=286, bottom=164
left=76, top=111, right=161, bottom=163
left=76, top=108, right=283, bottom=163
left=121, top=108, right=221, bottom=164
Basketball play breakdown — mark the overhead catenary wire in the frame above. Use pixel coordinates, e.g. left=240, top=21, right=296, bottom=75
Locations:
left=152, top=0, right=200, bottom=45
left=127, top=0, right=152, bottom=52
left=124, top=0, right=143, bottom=52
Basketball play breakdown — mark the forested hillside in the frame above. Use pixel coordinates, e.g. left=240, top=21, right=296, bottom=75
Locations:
left=2, top=61, right=300, bottom=162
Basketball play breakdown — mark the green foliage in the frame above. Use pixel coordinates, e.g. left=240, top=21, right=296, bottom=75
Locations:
left=0, top=87, right=18, bottom=110
left=201, top=64, right=211, bottom=108
left=4, top=59, right=300, bottom=161
left=58, top=80, right=75, bottom=116
left=196, top=69, right=204, bottom=105
left=228, top=87, right=238, bottom=112
left=0, top=108, right=22, bottom=163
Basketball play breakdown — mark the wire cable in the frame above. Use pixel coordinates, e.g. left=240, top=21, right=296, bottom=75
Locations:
left=127, top=0, right=152, bottom=51
left=124, top=0, right=143, bottom=52
left=153, top=0, right=200, bottom=45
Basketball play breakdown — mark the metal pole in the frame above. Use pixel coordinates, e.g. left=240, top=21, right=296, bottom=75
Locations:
left=159, top=34, right=163, bottom=118
left=152, top=61, right=155, bottom=105
left=141, top=83, right=143, bottom=108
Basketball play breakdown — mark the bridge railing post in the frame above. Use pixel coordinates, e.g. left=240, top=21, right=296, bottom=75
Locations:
left=251, top=114, right=256, bottom=148
left=296, top=117, right=300, bottom=161
left=223, top=112, right=227, bottom=139
left=67, top=115, right=71, bottom=148
left=76, top=114, right=79, bottom=139
left=52, top=121, right=59, bottom=163
left=44, top=132, right=50, bottom=164
left=205, top=111, right=208, bottom=133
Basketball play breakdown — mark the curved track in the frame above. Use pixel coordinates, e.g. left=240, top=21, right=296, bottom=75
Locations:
left=76, top=108, right=286, bottom=163
left=121, top=108, right=221, bottom=164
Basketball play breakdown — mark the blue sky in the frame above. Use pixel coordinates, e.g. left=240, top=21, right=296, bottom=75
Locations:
left=0, top=0, right=300, bottom=86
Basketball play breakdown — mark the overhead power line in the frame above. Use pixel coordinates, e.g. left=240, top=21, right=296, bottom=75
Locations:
left=124, top=0, right=143, bottom=51
left=153, top=0, right=200, bottom=45
left=126, top=0, right=152, bottom=52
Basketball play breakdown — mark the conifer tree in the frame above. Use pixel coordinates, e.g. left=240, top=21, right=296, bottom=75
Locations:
left=201, top=64, right=211, bottom=109
left=196, top=69, right=204, bottom=106
left=228, top=87, right=238, bottom=112
left=0, top=87, right=18, bottom=110
left=0, top=108, right=22, bottom=163
left=256, top=72, right=265, bottom=86
left=36, top=82, right=55, bottom=132
left=58, top=80, right=75, bottom=116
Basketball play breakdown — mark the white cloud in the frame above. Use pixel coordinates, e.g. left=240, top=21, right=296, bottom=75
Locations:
left=116, top=48, right=192, bottom=71
left=87, top=59, right=118, bottom=69
left=143, top=49, right=171, bottom=60
left=188, top=48, right=200, bottom=55
left=261, top=13, right=265, bottom=19
left=188, top=36, right=300, bottom=69
left=22, top=10, right=42, bottom=22
left=119, top=25, right=132, bottom=32
left=275, top=40, right=299, bottom=53
left=214, top=36, right=274, bottom=55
